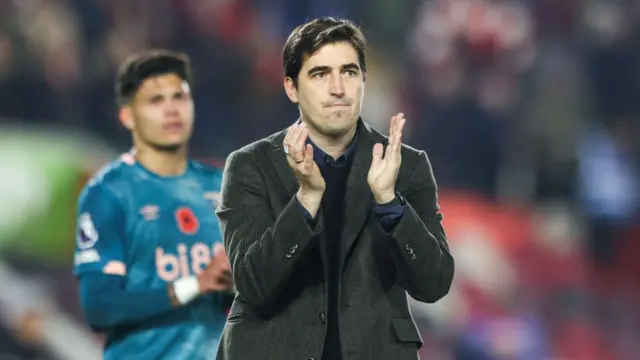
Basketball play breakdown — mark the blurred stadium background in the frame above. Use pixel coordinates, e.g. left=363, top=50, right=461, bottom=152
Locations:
left=0, top=0, right=639, bottom=359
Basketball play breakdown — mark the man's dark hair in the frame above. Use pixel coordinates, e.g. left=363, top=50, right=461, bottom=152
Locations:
left=282, top=17, right=367, bottom=85
left=115, top=49, right=192, bottom=106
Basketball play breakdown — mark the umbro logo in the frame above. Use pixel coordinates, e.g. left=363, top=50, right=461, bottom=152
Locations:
left=140, top=205, right=159, bottom=220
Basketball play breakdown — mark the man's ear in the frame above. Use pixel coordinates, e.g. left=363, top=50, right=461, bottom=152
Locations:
left=283, top=77, right=298, bottom=104
left=119, top=106, right=134, bottom=131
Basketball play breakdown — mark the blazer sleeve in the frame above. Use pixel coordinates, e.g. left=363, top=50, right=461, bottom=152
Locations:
left=216, top=149, right=324, bottom=307
left=383, top=150, right=455, bottom=303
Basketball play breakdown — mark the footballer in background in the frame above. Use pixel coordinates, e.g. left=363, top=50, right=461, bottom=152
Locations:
left=73, top=49, right=234, bottom=360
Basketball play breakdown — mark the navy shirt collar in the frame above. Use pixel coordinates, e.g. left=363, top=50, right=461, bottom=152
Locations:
left=306, top=125, right=359, bottom=167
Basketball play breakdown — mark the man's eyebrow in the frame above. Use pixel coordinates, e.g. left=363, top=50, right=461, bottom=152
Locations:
left=341, top=63, right=360, bottom=71
left=307, top=66, right=331, bottom=75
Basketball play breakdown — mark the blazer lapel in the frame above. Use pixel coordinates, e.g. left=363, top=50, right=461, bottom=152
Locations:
left=268, top=129, right=299, bottom=197
left=339, top=120, right=377, bottom=267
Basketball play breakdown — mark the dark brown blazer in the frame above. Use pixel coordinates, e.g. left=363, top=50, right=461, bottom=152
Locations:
left=215, top=119, right=455, bottom=360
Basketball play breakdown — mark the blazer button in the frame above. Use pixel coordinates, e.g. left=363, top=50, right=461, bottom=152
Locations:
left=319, top=312, right=326, bottom=323
left=404, top=244, right=411, bottom=251
left=286, top=253, right=292, bottom=259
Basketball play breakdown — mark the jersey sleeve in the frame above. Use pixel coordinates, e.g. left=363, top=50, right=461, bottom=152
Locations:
left=73, top=183, right=127, bottom=277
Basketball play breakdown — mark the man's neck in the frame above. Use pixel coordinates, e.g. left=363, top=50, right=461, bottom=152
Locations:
left=305, top=122, right=358, bottom=160
left=135, top=145, right=188, bottom=177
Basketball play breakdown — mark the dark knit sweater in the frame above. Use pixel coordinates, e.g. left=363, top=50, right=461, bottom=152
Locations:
left=297, top=130, right=404, bottom=360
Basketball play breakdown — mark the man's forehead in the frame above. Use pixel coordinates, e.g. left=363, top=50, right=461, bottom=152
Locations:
left=139, top=74, right=189, bottom=93
left=302, top=42, right=359, bottom=69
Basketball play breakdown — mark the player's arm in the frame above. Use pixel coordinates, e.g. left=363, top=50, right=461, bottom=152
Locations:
left=74, top=184, right=225, bottom=331
left=79, top=273, right=173, bottom=331
left=216, top=149, right=324, bottom=308
left=80, top=269, right=231, bottom=332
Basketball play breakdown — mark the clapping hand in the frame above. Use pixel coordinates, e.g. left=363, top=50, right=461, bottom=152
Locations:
left=367, top=113, right=406, bottom=204
left=283, top=122, right=325, bottom=217
left=283, top=122, right=326, bottom=193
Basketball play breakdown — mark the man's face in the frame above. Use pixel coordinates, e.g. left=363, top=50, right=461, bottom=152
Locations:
left=285, top=41, right=365, bottom=137
left=121, top=73, right=194, bottom=151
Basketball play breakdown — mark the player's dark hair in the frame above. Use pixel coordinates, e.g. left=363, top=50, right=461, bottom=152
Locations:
left=282, top=17, right=367, bottom=86
left=115, top=49, right=192, bottom=106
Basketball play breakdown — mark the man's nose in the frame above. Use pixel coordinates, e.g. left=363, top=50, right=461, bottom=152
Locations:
left=329, top=74, right=345, bottom=97
left=164, top=100, right=180, bottom=115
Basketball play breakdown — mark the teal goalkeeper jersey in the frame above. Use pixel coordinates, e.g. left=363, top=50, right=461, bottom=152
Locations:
left=73, top=154, right=230, bottom=360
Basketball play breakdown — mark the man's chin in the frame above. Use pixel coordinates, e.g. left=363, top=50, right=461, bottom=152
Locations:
left=325, top=117, right=358, bottom=136
left=149, top=141, right=186, bottom=153
left=323, top=126, right=356, bottom=139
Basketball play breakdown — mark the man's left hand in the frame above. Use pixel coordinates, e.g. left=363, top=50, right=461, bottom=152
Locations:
left=368, top=113, right=406, bottom=204
left=197, top=244, right=234, bottom=293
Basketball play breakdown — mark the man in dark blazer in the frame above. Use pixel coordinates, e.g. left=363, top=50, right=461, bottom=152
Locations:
left=215, top=17, right=455, bottom=360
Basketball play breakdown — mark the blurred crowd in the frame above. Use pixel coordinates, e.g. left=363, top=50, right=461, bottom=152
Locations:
left=0, top=0, right=639, bottom=359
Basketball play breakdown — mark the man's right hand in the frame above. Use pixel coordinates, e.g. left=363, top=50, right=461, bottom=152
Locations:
left=197, top=244, right=233, bottom=292
left=283, top=122, right=325, bottom=217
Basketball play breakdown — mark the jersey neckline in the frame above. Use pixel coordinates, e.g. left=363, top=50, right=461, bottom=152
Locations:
left=132, top=160, right=192, bottom=181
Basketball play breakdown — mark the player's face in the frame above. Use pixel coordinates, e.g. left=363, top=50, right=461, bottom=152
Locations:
left=285, top=41, right=365, bottom=138
left=123, top=73, right=194, bottom=152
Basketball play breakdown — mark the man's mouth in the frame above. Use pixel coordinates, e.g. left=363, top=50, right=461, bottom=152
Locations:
left=164, top=122, right=184, bottom=131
